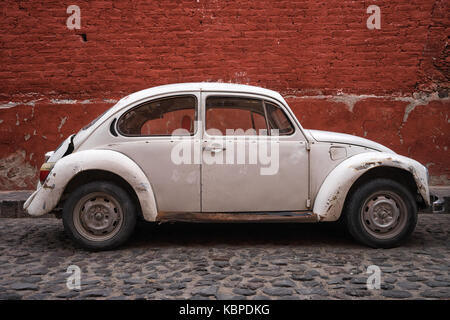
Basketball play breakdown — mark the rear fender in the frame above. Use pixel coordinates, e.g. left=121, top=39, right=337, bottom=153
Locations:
left=24, top=149, right=158, bottom=221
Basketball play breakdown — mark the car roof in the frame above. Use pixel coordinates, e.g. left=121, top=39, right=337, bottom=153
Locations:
left=73, top=83, right=297, bottom=147
left=116, top=82, right=284, bottom=107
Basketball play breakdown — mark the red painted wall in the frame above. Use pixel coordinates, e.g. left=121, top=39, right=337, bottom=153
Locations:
left=0, top=0, right=448, bottom=189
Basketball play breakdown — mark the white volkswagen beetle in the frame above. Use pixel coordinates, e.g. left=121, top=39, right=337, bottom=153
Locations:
left=24, top=83, right=430, bottom=250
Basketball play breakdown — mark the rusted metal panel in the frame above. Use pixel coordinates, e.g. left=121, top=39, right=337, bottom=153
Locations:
left=156, top=211, right=319, bottom=223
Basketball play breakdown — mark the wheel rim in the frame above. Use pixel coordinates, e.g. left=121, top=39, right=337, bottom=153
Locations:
left=73, top=192, right=123, bottom=242
left=360, top=190, right=407, bottom=240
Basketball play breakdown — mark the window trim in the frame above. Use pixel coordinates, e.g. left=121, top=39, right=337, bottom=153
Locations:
left=203, top=94, right=296, bottom=137
left=204, top=95, right=268, bottom=137
left=263, top=100, right=296, bottom=137
left=116, top=94, right=198, bottom=137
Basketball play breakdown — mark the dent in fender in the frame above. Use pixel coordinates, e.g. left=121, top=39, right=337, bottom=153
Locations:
left=313, top=152, right=430, bottom=222
left=24, top=150, right=158, bottom=221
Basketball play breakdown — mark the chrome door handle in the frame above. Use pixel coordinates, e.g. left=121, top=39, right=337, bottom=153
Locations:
left=203, top=146, right=226, bottom=153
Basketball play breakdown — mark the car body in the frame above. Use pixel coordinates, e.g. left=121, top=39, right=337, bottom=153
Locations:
left=24, top=83, right=431, bottom=250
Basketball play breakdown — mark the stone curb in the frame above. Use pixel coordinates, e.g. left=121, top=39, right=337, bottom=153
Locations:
left=0, top=191, right=56, bottom=218
left=0, top=187, right=449, bottom=218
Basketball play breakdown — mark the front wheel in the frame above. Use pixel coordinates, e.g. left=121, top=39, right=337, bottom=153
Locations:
left=63, top=181, right=137, bottom=251
left=345, top=178, right=417, bottom=248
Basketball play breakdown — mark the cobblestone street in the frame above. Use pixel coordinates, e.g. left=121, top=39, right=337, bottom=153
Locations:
left=0, top=214, right=448, bottom=300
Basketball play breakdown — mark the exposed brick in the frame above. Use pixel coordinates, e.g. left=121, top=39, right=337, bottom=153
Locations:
left=0, top=0, right=449, bottom=189
left=0, top=0, right=448, bottom=97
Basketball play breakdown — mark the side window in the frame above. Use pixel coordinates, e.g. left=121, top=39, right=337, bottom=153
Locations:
left=265, top=101, right=295, bottom=136
left=206, top=97, right=267, bottom=136
left=117, top=95, right=196, bottom=136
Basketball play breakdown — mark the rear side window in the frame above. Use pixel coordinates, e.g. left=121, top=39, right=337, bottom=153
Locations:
left=118, top=95, right=197, bottom=136
left=206, top=97, right=267, bottom=136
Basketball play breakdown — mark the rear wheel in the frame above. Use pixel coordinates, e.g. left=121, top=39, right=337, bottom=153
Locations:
left=63, top=181, right=136, bottom=250
left=345, top=178, right=417, bottom=248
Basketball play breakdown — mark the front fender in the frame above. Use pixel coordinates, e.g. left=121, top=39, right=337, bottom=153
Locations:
left=24, top=149, right=158, bottom=221
left=313, top=152, right=430, bottom=221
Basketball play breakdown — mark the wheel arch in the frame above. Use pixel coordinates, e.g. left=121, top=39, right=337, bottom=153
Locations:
left=342, top=166, right=425, bottom=217
left=25, top=149, right=158, bottom=221
left=313, top=152, right=430, bottom=222
left=60, top=169, right=144, bottom=220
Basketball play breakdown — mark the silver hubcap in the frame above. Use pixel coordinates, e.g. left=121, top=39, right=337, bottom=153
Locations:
left=73, top=192, right=123, bottom=241
left=361, top=191, right=407, bottom=239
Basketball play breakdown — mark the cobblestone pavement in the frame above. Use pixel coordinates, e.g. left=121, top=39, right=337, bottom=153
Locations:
left=0, top=214, right=449, bottom=300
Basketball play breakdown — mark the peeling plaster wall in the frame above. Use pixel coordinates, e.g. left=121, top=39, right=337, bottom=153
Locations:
left=287, top=95, right=449, bottom=185
left=0, top=0, right=449, bottom=190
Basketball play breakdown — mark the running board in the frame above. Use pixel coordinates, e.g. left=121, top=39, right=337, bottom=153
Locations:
left=156, top=211, right=319, bottom=223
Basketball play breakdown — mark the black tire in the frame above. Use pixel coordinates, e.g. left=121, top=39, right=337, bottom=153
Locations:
left=344, top=178, right=417, bottom=248
left=63, top=181, right=137, bottom=251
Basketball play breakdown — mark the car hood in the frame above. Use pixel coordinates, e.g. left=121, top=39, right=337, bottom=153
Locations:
left=308, top=129, right=395, bottom=153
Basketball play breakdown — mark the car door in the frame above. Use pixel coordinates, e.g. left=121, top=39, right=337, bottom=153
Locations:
left=108, top=92, right=202, bottom=213
left=201, top=93, right=309, bottom=212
